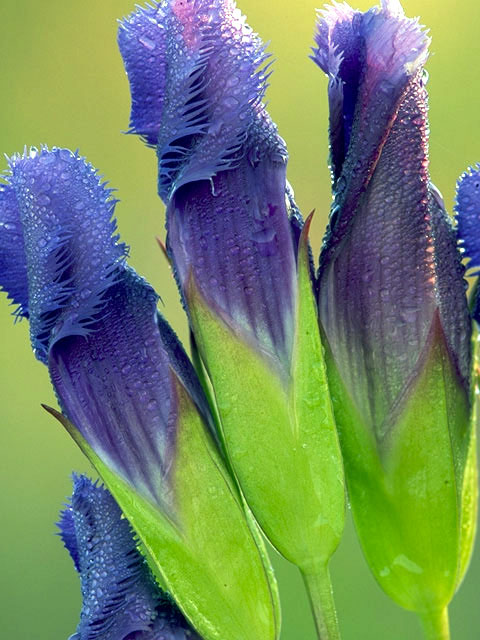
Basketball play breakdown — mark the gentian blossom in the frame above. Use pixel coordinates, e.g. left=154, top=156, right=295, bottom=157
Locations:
left=0, top=147, right=205, bottom=510
left=0, top=147, right=279, bottom=640
left=118, top=0, right=298, bottom=370
left=119, top=5, right=346, bottom=631
left=1, top=0, right=478, bottom=638
left=59, top=474, right=200, bottom=640
left=313, top=0, right=476, bottom=626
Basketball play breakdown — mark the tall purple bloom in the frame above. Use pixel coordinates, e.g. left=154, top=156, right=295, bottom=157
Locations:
left=59, top=474, right=200, bottom=640
left=0, top=147, right=207, bottom=511
left=312, top=0, right=476, bottom=623
left=118, top=0, right=298, bottom=373
left=119, top=3, right=346, bottom=628
left=314, top=0, right=471, bottom=433
left=0, top=146, right=280, bottom=640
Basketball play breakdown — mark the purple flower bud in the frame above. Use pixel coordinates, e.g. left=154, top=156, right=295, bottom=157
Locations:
left=312, top=1, right=476, bottom=618
left=59, top=474, right=200, bottom=640
left=0, top=148, right=212, bottom=511
left=1, top=147, right=281, bottom=640
left=314, top=1, right=471, bottom=436
left=119, top=0, right=299, bottom=374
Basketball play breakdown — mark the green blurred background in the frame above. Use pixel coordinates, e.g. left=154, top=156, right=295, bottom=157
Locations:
left=0, top=1, right=479, bottom=638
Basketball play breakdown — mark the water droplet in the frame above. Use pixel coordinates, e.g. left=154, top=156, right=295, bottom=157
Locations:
left=37, top=194, right=50, bottom=206
left=252, top=228, right=276, bottom=243
left=222, top=96, right=239, bottom=109
left=80, top=288, right=92, bottom=300
left=139, top=35, right=156, bottom=50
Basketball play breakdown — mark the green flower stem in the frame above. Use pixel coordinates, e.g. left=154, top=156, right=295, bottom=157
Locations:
left=419, top=608, right=451, bottom=640
left=301, top=564, right=341, bottom=640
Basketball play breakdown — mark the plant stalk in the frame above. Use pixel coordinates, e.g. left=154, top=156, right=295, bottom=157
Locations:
left=419, top=607, right=451, bottom=640
left=301, top=564, right=341, bottom=640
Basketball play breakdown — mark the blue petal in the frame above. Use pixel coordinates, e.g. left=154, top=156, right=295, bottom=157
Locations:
left=50, top=268, right=216, bottom=511
left=318, top=80, right=438, bottom=433
left=5, top=147, right=127, bottom=363
left=166, top=155, right=297, bottom=372
left=317, top=19, right=470, bottom=436
left=455, top=165, right=480, bottom=269
left=58, top=504, right=80, bottom=573
left=120, top=0, right=299, bottom=372
left=117, top=3, right=168, bottom=146
left=429, top=184, right=471, bottom=381
left=311, top=2, right=361, bottom=181
left=0, top=183, right=29, bottom=318
left=59, top=474, right=199, bottom=640
left=312, top=1, right=430, bottom=187
left=3, top=148, right=214, bottom=511
left=50, top=268, right=180, bottom=510
left=119, top=0, right=273, bottom=201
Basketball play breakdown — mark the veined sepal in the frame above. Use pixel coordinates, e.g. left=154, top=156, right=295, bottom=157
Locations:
left=44, top=374, right=280, bottom=640
left=323, top=310, right=474, bottom=614
left=186, top=216, right=345, bottom=571
left=456, top=324, right=479, bottom=590
left=290, top=214, right=345, bottom=570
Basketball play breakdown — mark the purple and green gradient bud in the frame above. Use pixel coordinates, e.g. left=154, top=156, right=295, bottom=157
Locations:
left=119, top=0, right=296, bottom=372
left=0, top=147, right=206, bottom=511
left=119, top=0, right=345, bottom=579
left=314, top=0, right=476, bottom=622
left=0, top=147, right=280, bottom=640
left=59, top=474, right=200, bottom=640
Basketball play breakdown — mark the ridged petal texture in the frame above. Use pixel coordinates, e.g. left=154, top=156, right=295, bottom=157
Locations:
left=119, top=0, right=298, bottom=373
left=456, top=166, right=480, bottom=269
left=0, top=148, right=212, bottom=513
left=0, top=183, right=28, bottom=318
left=5, top=148, right=127, bottom=362
left=59, top=474, right=200, bottom=640
left=314, top=1, right=471, bottom=438
left=455, top=165, right=480, bottom=323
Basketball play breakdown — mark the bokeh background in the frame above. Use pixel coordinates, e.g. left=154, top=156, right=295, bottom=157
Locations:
left=1, top=1, right=479, bottom=638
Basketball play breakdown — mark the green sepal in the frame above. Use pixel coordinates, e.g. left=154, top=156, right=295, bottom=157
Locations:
left=290, top=214, right=345, bottom=570
left=186, top=215, right=345, bottom=572
left=324, top=311, right=473, bottom=614
left=457, top=416, right=477, bottom=588
left=44, top=379, right=280, bottom=640
left=456, top=326, right=479, bottom=589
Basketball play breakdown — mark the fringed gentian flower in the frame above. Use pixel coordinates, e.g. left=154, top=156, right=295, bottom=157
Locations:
left=313, top=0, right=476, bottom=633
left=119, top=0, right=297, bottom=366
left=119, top=3, right=345, bottom=635
left=59, top=474, right=200, bottom=640
left=0, top=147, right=280, bottom=640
